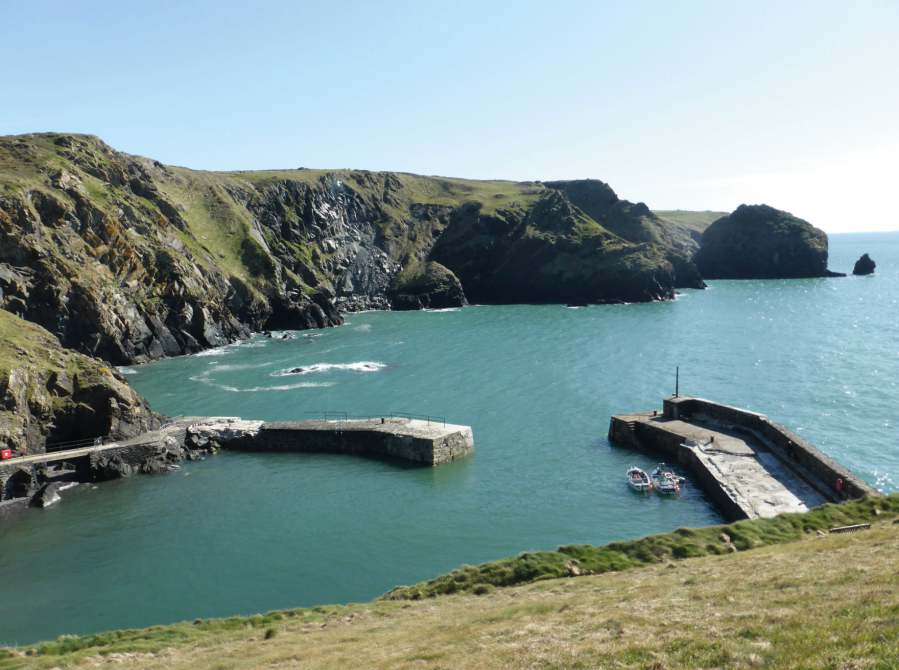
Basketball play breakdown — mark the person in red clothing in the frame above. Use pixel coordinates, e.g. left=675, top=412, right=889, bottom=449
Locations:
left=836, top=478, right=844, bottom=500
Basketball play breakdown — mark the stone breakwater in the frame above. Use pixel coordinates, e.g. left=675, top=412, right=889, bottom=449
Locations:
left=610, top=396, right=880, bottom=521
left=189, top=417, right=474, bottom=466
left=0, top=417, right=474, bottom=513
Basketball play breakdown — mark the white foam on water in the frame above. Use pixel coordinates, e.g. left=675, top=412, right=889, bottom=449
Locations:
left=204, top=362, right=273, bottom=373
left=425, top=308, right=459, bottom=313
left=272, top=361, right=386, bottom=377
left=235, top=382, right=335, bottom=392
left=192, top=347, right=232, bottom=357
left=356, top=324, right=372, bottom=331
left=116, top=366, right=139, bottom=375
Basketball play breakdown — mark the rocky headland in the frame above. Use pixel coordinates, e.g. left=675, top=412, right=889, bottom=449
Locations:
left=0, top=133, right=708, bottom=367
left=0, top=131, right=720, bottom=469
left=691, top=204, right=844, bottom=279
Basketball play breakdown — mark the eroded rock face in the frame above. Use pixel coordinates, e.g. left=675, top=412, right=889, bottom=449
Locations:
left=387, top=261, right=467, bottom=310
left=692, top=204, right=837, bottom=280
left=853, top=253, right=876, bottom=276
left=30, top=482, right=61, bottom=507
left=429, top=194, right=685, bottom=304
left=0, top=134, right=716, bottom=363
left=0, top=310, right=163, bottom=456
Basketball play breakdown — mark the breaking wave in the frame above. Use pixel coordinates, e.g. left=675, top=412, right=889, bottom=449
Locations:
left=192, top=347, right=232, bottom=357
left=225, top=382, right=335, bottom=392
left=272, top=361, right=386, bottom=377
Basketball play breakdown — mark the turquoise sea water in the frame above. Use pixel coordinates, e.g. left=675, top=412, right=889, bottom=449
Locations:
left=1, top=232, right=896, bottom=645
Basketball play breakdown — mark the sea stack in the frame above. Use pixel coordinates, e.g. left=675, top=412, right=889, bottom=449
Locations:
left=692, top=204, right=844, bottom=279
left=853, top=253, right=876, bottom=275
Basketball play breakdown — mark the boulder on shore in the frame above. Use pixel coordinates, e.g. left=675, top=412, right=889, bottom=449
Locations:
left=140, top=456, right=173, bottom=475
left=853, top=253, right=876, bottom=275
left=692, top=204, right=840, bottom=280
left=92, top=454, right=133, bottom=481
left=30, top=482, right=61, bottom=507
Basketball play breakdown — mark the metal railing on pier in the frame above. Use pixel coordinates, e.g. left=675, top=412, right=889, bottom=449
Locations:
left=390, top=412, right=446, bottom=427
left=302, top=411, right=447, bottom=427
left=43, top=436, right=107, bottom=454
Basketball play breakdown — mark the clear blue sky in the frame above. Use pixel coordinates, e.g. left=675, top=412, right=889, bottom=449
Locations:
left=2, top=1, right=898, bottom=232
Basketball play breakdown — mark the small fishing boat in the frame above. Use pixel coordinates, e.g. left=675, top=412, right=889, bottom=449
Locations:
left=627, top=466, right=652, bottom=492
left=651, top=463, right=681, bottom=494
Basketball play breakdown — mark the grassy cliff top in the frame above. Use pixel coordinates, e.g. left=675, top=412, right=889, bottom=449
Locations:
left=653, top=210, right=728, bottom=234
left=2, top=496, right=896, bottom=668
left=0, top=309, right=112, bottom=387
left=0, top=309, right=68, bottom=377
left=705, top=204, right=826, bottom=242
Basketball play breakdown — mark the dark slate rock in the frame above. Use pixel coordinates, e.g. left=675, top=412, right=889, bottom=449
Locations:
left=31, top=482, right=61, bottom=507
left=853, top=253, right=876, bottom=275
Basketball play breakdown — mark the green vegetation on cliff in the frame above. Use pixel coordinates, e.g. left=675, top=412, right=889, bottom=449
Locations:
left=383, top=495, right=898, bottom=600
left=653, top=209, right=727, bottom=250
left=2, top=496, right=896, bottom=668
left=692, top=204, right=835, bottom=280
left=1, top=132, right=711, bottom=370
left=0, top=310, right=160, bottom=453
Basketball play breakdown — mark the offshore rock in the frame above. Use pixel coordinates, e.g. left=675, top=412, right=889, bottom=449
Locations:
left=853, top=253, right=876, bottom=275
left=692, top=204, right=838, bottom=279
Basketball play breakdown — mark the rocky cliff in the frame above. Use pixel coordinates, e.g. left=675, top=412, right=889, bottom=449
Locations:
left=1, top=133, right=706, bottom=367
left=0, top=309, right=162, bottom=455
left=692, top=204, right=841, bottom=279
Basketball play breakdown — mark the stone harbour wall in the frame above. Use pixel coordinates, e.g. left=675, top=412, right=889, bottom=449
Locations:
left=663, top=396, right=878, bottom=500
left=208, top=419, right=474, bottom=466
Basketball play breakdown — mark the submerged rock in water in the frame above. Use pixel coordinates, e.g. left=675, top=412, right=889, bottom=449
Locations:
left=853, top=253, right=876, bottom=275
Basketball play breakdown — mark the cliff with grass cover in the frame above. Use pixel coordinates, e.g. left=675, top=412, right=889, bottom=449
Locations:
left=0, top=310, right=161, bottom=455
left=1, top=133, right=706, bottom=364
left=692, top=204, right=841, bottom=279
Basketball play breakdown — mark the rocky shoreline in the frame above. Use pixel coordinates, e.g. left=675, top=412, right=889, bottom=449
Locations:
left=0, top=133, right=711, bottom=368
left=0, top=132, right=880, bottom=477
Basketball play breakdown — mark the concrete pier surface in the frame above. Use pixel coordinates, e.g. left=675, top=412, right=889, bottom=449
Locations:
left=610, top=396, right=880, bottom=521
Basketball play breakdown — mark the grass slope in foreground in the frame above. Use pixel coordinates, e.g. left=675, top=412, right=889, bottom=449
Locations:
left=2, top=497, right=898, bottom=668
